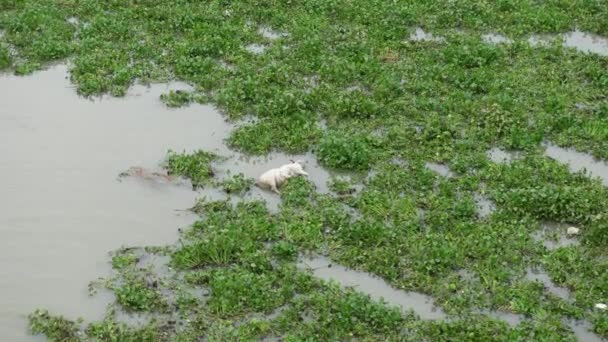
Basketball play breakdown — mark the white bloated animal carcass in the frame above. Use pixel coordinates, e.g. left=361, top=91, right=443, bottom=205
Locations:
left=256, top=160, right=309, bottom=194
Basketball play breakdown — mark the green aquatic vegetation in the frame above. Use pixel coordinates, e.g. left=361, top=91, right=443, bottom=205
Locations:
left=0, top=45, right=10, bottom=70
left=0, top=1, right=74, bottom=72
left=270, top=241, right=298, bottom=261
left=327, top=176, right=357, bottom=196
left=14, top=61, right=41, bottom=75
left=172, top=200, right=278, bottom=269
left=272, top=284, right=406, bottom=340
left=111, top=251, right=138, bottom=270
left=317, top=130, right=376, bottom=171
left=160, top=90, right=194, bottom=108
left=86, top=319, right=160, bottom=341
left=114, top=279, right=166, bottom=312
left=205, top=266, right=292, bottom=318
left=217, top=173, right=254, bottom=195
left=228, top=115, right=322, bottom=155
left=28, top=310, right=82, bottom=342
left=484, top=155, right=608, bottom=224
left=165, top=149, right=218, bottom=188
left=29, top=309, right=163, bottom=341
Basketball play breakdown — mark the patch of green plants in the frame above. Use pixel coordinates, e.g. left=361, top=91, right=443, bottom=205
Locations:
left=317, top=130, right=376, bottom=171
left=160, top=90, right=194, bottom=108
left=114, top=279, right=166, bottom=312
left=28, top=310, right=82, bottom=342
left=0, top=45, right=10, bottom=70
left=218, top=173, right=254, bottom=195
left=328, top=176, right=357, bottom=196
left=165, top=149, right=218, bottom=188
left=111, top=251, right=138, bottom=270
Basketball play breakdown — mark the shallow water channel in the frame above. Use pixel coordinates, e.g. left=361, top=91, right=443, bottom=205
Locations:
left=298, top=256, right=446, bottom=320
left=0, top=65, right=335, bottom=340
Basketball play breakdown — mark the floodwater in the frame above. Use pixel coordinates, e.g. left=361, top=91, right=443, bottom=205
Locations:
left=487, top=147, right=518, bottom=164
left=297, top=256, right=446, bottom=320
left=562, top=30, right=608, bottom=55
left=544, top=143, right=608, bottom=186
left=532, top=221, right=580, bottom=250
left=410, top=27, right=445, bottom=43
left=483, top=30, right=608, bottom=56
left=0, top=64, right=334, bottom=341
left=568, top=320, right=605, bottom=342
left=474, top=193, right=495, bottom=218
left=482, top=310, right=525, bottom=327
left=258, top=27, right=287, bottom=40
left=0, top=65, right=211, bottom=340
left=425, top=162, right=454, bottom=178
left=526, top=267, right=571, bottom=300
left=481, top=33, right=513, bottom=44
left=245, top=44, right=267, bottom=54
left=528, top=30, right=608, bottom=56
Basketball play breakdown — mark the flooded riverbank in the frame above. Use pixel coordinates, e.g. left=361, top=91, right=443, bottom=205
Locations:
left=0, top=64, right=344, bottom=340
left=0, top=65, right=223, bottom=340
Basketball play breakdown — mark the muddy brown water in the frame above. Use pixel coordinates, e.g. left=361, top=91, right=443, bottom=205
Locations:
left=0, top=65, right=335, bottom=341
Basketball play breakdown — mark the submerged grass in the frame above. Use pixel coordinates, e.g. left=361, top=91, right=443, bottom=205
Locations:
left=8, top=0, right=608, bottom=340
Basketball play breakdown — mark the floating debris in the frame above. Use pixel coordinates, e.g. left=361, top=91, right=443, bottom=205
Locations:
left=566, top=226, right=580, bottom=236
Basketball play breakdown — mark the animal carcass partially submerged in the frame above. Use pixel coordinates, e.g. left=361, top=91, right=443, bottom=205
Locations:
left=118, top=166, right=174, bottom=183
left=256, top=160, right=309, bottom=194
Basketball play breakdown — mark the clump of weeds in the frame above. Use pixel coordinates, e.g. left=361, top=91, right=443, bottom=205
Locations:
left=165, top=149, right=219, bottom=188
left=160, top=90, right=194, bottom=108
left=217, top=173, right=254, bottom=195
left=0, top=46, right=11, bottom=70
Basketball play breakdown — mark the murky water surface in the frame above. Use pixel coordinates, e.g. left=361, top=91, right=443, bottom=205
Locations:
left=562, top=30, right=608, bottom=55
left=528, top=30, right=608, bottom=56
left=526, top=267, right=571, bottom=300
left=0, top=65, right=334, bottom=340
left=298, top=256, right=446, bottom=320
left=568, top=319, right=606, bottom=342
left=410, top=27, right=445, bottom=42
left=245, top=44, right=267, bottom=54
left=258, top=27, right=286, bottom=40
left=474, top=193, right=495, bottom=218
left=0, top=66, right=214, bottom=340
left=482, top=30, right=608, bottom=56
left=544, top=143, right=608, bottom=186
left=481, top=33, right=513, bottom=44
left=487, top=147, right=519, bottom=164
left=532, top=221, right=580, bottom=250
left=425, top=162, right=453, bottom=178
